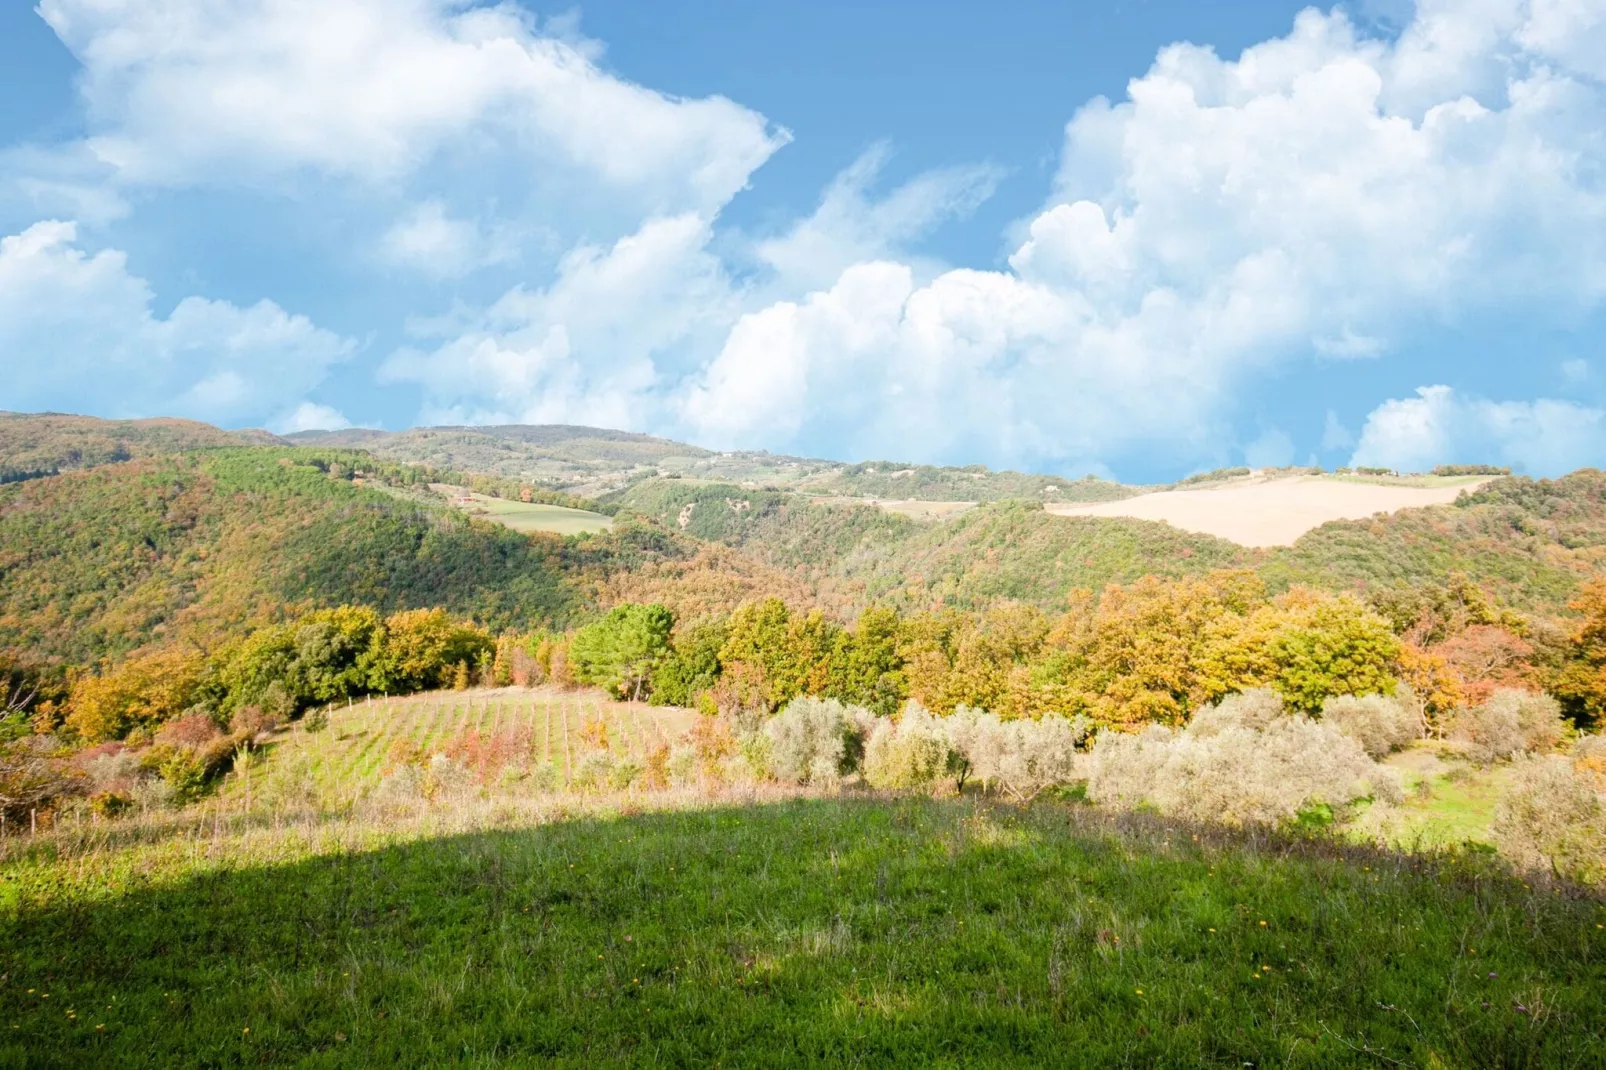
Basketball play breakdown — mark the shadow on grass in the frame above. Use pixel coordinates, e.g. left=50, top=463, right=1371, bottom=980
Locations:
left=2, top=797, right=1603, bottom=1068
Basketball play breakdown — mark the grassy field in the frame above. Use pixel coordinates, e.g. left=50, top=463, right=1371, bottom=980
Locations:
left=3, top=696, right=1602, bottom=1065
left=2, top=794, right=1602, bottom=1067
left=451, top=492, right=614, bottom=535
left=1374, top=743, right=1518, bottom=847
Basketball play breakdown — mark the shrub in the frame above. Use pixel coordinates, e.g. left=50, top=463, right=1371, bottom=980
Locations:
left=156, top=751, right=210, bottom=804
left=639, top=743, right=671, bottom=790
left=608, top=759, right=643, bottom=792
left=1574, top=734, right=1606, bottom=790
left=228, top=705, right=279, bottom=739
left=1514, top=691, right=1568, bottom=753
left=862, top=702, right=951, bottom=791
left=734, top=732, right=774, bottom=784
left=88, top=791, right=132, bottom=817
left=527, top=760, right=562, bottom=793
left=1189, top=689, right=1285, bottom=737
left=424, top=753, right=475, bottom=797
left=946, top=708, right=1089, bottom=802
left=1087, top=715, right=1397, bottom=826
left=155, top=712, right=225, bottom=750
left=0, top=736, right=79, bottom=821
left=1492, top=755, right=1606, bottom=883
left=257, top=682, right=297, bottom=722
left=1320, top=692, right=1421, bottom=759
left=685, top=716, right=737, bottom=784
left=375, top=763, right=426, bottom=804
left=763, top=697, right=874, bottom=786
left=78, top=746, right=144, bottom=797
left=1451, top=689, right=1566, bottom=764
left=666, top=745, right=700, bottom=787
left=571, top=750, right=616, bottom=793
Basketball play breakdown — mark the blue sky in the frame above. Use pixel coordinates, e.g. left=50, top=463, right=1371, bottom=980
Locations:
left=1, top=0, right=1603, bottom=481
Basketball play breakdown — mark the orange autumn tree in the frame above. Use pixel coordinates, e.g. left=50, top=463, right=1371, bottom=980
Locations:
left=1553, top=580, right=1606, bottom=726
left=66, top=646, right=207, bottom=743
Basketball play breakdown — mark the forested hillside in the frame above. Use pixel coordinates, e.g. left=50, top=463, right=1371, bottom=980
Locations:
left=796, top=460, right=1140, bottom=503
left=288, top=424, right=707, bottom=490
left=606, top=480, right=1243, bottom=612
left=0, top=450, right=578, bottom=669
left=1262, top=470, right=1606, bottom=611
left=0, top=444, right=829, bottom=700
left=0, top=412, right=273, bottom=484
left=611, top=473, right=1606, bottom=618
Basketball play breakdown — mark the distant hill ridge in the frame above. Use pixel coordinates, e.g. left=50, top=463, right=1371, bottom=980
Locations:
left=0, top=412, right=1141, bottom=503
left=0, top=411, right=281, bottom=484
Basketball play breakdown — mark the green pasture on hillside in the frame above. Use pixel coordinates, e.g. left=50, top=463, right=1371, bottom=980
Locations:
left=454, top=492, right=614, bottom=535
left=2, top=797, right=1603, bottom=1067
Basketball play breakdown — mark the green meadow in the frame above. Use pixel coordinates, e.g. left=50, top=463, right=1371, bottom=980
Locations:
left=3, top=793, right=1603, bottom=1067
left=454, top=492, right=614, bottom=535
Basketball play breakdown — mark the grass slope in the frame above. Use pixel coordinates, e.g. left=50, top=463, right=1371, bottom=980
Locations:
left=2, top=797, right=1600, bottom=1067
left=450, top=492, right=613, bottom=536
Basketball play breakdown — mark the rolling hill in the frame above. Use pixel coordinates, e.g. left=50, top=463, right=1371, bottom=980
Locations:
left=0, top=449, right=575, bottom=670
left=0, top=412, right=278, bottom=484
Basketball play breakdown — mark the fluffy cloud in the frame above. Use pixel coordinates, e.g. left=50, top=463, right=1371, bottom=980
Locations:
left=680, top=0, right=1606, bottom=470
left=0, top=221, right=352, bottom=427
left=22, top=0, right=792, bottom=435
left=753, top=145, right=1002, bottom=293
left=1322, top=410, right=1358, bottom=452
left=1351, top=385, right=1606, bottom=474
left=271, top=402, right=356, bottom=435
left=379, top=201, right=511, bottom=278
left=19, top=1, right=1606, bottom=476
left=381, top=213, right=736, bottom=428
left=38, top=0, right=786, bottom=220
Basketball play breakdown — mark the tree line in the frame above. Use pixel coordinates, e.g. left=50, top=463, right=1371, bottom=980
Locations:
left=28, top=567, right=1603, bottom=752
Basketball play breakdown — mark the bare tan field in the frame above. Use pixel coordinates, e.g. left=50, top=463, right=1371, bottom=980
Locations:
left=1045, top=474, right=1490, bottom=548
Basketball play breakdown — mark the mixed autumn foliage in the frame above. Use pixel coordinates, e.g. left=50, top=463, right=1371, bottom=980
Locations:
left=2, top=420, right=1605, bottom=826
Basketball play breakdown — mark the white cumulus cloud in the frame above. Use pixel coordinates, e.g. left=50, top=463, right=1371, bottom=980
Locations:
left=381, top=213, right=737, bottom=428
left=0, top=220, right=353, bottom=426
left=270, top=402, right=356, bottom=434
left=679, top=0, right=1606, bottom=469
left=38, top=0, right=786, bottom=218
left=1351, top=384, right=1606, bottom=473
